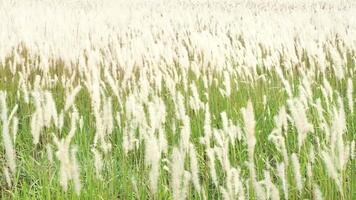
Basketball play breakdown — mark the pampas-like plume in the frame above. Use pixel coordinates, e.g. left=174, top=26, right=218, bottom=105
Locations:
left=176, top=92, right=187, bottom=121
left=71, top=148, right=81, bottom=195
left=222, top=166, right=246, bottom=200
left=189, top=143, right=201, bottom=193
left=64, top=85, right=82, bottom=111
left=92, top=148, right=103, bottom=180
left=291, top=153, right=303, bottom=194
left=180, top=115, right=191, bottom=152
left=3, top=166, right=12, bottom=187
left=242, top=101, right=266, bottom=199
left=44, top=92, right=58, bottom=127
left=0, top=92, right=16, bottom=174
left=30, top=91, right=58, bottom=144
left=171, top=147, right=185, bottom=200
left=351, top=140, right=355, bottom=160
left=144, top=132, right=161, bottom=194
left=58, top=110, right=64, bottom=131
left=206, top=147, right=218, bottom=186
left=275, top=65, right=293, bottom=97
left=222, top=71, right=231, bottom=97
left=93, top=96, right=113, bottom=153
left=148, top=96, right=166, bottom=132
left=313, top=184, right=323, bottom=200
left=241, top=100, right=256, bottom=161
left=287, top=98, right=312, bottom=151
left=53, top=109, right=81, bottom=194
left=263, top=170, right=280, bottom=200
left=12, top=116, right=18, bottom=144
left=277, top=162, right=288, bottom=200
left=189, top=83, right=204, bottom=111
left=248, top=162, right=265, bottom=200
left=347, top=78, right=353, bottom=113
left=201, top=104, right=212, bottom=146
left=268, top=130, right=288, bottom=165
left=320, top=150, right=342, bottom=192
left=322, top=78, right=333, bottom=102
left=30, top=91, right=43, bottom=145
left=232, top=168, right=245, bottom=200
left=181, top=171, right=191, bottom=200
left=330, top=97, right=349, bottom=171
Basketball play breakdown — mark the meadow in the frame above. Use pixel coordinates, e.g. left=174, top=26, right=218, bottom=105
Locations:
left=0, top=0, right=355, bottom=199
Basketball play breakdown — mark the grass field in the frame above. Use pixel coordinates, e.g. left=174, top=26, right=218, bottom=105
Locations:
left=0, top=0, right=355, bottom=199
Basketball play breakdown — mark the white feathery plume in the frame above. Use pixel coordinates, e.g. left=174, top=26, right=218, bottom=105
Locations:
left=103, top=68, right=120, bottom=99
left=200, top=104, right=212, bottom=146
left=144, top=132, right=161, bottom=194
left=322, top=78, right=333, bottom=102
left=313, top=184, right=323, bottom=200
left=176, top=92, right=187, bottom=121
left=30, top=91, right=43, bottom=145
left=12, top=116, right=18, bottom=144
left=347, top=78, right=353, bottom=113
left=21, top=79, right=29, bottom=104
left=336, top=97, right=348, bottom=171
left=71, top=148, right=81, bottom=195
left=320, top=150, right=342, bottom=192
left=0, top=92, right=16, bottom=174
left=275, top=65, right=293, bottom=97
left=101, top=97, right=113, bottom=153
left=287, top=98, right=312, bottom=151
left=248, top=162, right=265, bottom=200
left=221, top=112, right=229, bottom=133
left=148, top=96, right=166, bottom=132
left=3, top=166, right=12, bottom=187
left=189, top=143, right=201, bottom=193
left=291, top=153, right=303, bottom=194
left=79, top=116, right=84, bottom=131
left=351, top=140, right=355, bottom=160
left=44, top=91, right=58, bottom=127
left=53, top=109, right=81, bottom=194
left=158, top=128, right=168, bottom=154
left=330, top=49, right=344, bottom=80
left=181, top=171, right=191, bottom=200
left=8, top=104, right=18, bottom=123
left=231, top=168, right=245, bottom=200
left=277, top=162, right=288, bottom=200
left=268, top=130, right=288, bottom=165
left=206, top=147, right=218, bottom=186
left=275, top=106, right=288, bottom=133
left=58, top=110, right=64, bottom=131
left=180, top=115, right=191, bottom=152
left=241, top=101, right=265, bottom=199
left=70, top=148, right=81, bottom=195
left=189, top=82, right=204, bottom=111
left=116, top=112, right=122, bottom=130
left=308, top=147, right=315, bottom=164
left=93, top=96, right=113, bottom=153
left=241, top=100, right=256, bottom=161
left=306, top=162, right=313, bottom=187
left=92, top=148, right=103, bottom=180
left=171, top=147, right=185, bottom=200
left=223, top=71, right=231, bottom=97
left=103, top=97, right=114, bottom=135
left=263, top=170, right=280, bottom=200
left=220, top=186, right=230, bottom=200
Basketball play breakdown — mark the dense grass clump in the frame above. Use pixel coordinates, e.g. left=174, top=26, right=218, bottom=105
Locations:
left=0, top=0, right=356, bottom=199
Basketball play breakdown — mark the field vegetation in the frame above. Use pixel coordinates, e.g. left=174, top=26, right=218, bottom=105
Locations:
left=0, top=0, right=355, bottom=199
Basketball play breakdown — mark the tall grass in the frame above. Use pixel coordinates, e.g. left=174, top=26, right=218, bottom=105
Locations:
left=0, top=0, right=355, bottom=199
